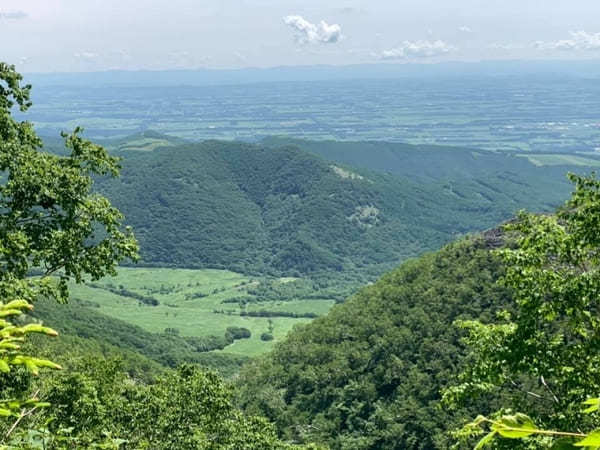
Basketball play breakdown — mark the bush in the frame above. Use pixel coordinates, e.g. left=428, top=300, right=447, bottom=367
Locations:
left=226, top=327, right=252, bottom=340
left=260, top=333, right=274, bottom=342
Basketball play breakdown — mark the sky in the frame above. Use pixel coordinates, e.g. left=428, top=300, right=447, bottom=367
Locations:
left=1, top=0, right=600, bottom=72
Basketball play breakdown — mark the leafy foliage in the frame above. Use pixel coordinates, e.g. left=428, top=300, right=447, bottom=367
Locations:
left=445, top=174, right=600, bottom=449
left=0, top=60, right=138, bottom=428
left=238, top=234, right=511, bottom=449
left=1, top=358, right=318, bottom=449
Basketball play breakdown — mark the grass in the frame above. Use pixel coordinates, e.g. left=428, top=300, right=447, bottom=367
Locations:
left=68, top=267, right=333, bottom=357
left=517, top=154, right=600, bottom=167
left=112, top=137, right=176, bottom=152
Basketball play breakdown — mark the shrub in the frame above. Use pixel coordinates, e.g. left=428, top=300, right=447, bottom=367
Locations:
left=260, top=333, right=274, bottom=342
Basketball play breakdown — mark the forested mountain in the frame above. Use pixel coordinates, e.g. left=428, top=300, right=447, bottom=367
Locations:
left=237, top=232, right=510, bottom=449
left=93, top=135, right=581, bottom=277
left=262, top=136, right=595, bottom=183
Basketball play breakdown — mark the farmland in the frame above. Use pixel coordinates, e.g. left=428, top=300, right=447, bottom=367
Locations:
left=25, top=73, right=600, bottom=154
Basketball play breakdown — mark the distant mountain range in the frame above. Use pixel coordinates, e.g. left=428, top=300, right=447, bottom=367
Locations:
left=26, top=60, right=600, bottom=87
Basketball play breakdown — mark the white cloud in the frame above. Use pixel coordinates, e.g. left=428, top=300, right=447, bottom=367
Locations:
left=233, top=51, right=248, bottom=64
left=283, top=15, right=342, bottom=44
left=488, top=42, right=526, bottom=50
left=381, top=40, right=456, bottom=59
left=535, top=30, right=600, bottom=51
left=0, top=10, right=27, bottom=20
left=74, top=52, right=99, bottom=61
left=458, top=26, right=472, bottom=33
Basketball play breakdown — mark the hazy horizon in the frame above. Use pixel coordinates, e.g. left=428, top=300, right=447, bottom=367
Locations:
left=2, top=0, right=600, bottom=73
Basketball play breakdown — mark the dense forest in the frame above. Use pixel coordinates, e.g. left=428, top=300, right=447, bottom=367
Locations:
left=237, top=233, right=510, bottom=449
left=90, top=133, right=580, bottom=277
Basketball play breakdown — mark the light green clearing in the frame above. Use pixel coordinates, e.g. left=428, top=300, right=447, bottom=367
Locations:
left=517, top=153, right=600, bottom=167
left=68, top=267, right=334, bottom=357
left=113, top=137, right=175, bottom=152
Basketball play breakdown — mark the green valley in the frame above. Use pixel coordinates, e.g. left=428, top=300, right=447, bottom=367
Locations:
left=67, top=267, right=334, bottom=357
left=31, top=131, right=600, bottom=365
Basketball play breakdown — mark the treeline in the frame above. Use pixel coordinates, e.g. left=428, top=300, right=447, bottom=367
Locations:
left=246, top=276, right=352, bottom=304
left=241, top=310, right=318, bottom=319
left=213, top=309, right=319, bottom=319
left=88, top=282, right=160, bottom=306
left=1, top=356, right=314, bottom=449
left=183, top=326, right=251, bottom=352
left=213, top=308, right=318, bottom=319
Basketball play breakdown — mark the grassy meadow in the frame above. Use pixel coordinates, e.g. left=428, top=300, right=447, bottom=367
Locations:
left=68, top=267, right=335, bottom=357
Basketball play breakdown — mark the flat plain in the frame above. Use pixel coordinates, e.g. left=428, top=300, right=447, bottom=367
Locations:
left=27, top=76, right=600, bottom=154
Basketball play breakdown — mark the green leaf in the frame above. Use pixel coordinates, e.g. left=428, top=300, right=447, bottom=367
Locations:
left=575, top=430, right=600, bottom=447
left=475, top=431, right=497, bottom=449
left=24, top=359, right=39, bottom=375
left=32, top=358, right=62, bottom=370
left=19, top=323, right=59, bottom=336
left=2, top=300, right=31, bottom=311
left=32, top=402, right=51, bottom=408
left=0, top=309, right=24, bottom=318
left=583, top=398, right=600, bottom=414
left=0, top=359, right=10, bottom=372
left=491, top=414, right=538, bottom=438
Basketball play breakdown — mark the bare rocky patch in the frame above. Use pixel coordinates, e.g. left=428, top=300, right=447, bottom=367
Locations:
left=348, top=205, right=380, bottom=228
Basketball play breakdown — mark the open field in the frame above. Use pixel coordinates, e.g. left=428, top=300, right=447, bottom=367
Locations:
left=517, top=153, right=600, bottom=167
left=68, top=267, right=335, bottom=357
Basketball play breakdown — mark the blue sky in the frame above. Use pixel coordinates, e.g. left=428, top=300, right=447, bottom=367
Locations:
left=2, top=0, right=600, bottom=72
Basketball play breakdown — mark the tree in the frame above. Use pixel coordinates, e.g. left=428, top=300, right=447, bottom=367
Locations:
left=0, top=62, right=138, bottom=428
left=445, top=173, right=600, bottom=449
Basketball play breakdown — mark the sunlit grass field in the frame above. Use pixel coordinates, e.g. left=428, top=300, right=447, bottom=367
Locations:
left=68, top=267, right=335, bottom=357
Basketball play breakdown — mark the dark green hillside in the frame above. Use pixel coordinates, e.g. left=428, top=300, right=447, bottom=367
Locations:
left=262, top=137, right=598, bottom=182
left=99, top=141, right=270, bottom=272
left=237, top=233, right=510, bottom=449
left=97, top=138, right=576, bottom=276
left=263, top=137, right=585, bottom=214
left=95, top=140, right=449, bottom=274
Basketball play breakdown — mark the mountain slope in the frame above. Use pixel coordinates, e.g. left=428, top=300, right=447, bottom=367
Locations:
left=237, top=233, right=510, bottom=449
left=96, top=138, right=578, bottom=276
left=262, top=137, right=590, bottom=213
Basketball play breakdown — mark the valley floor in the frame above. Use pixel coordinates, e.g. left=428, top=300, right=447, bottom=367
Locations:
left=69, top=267, right=336, bottom=356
